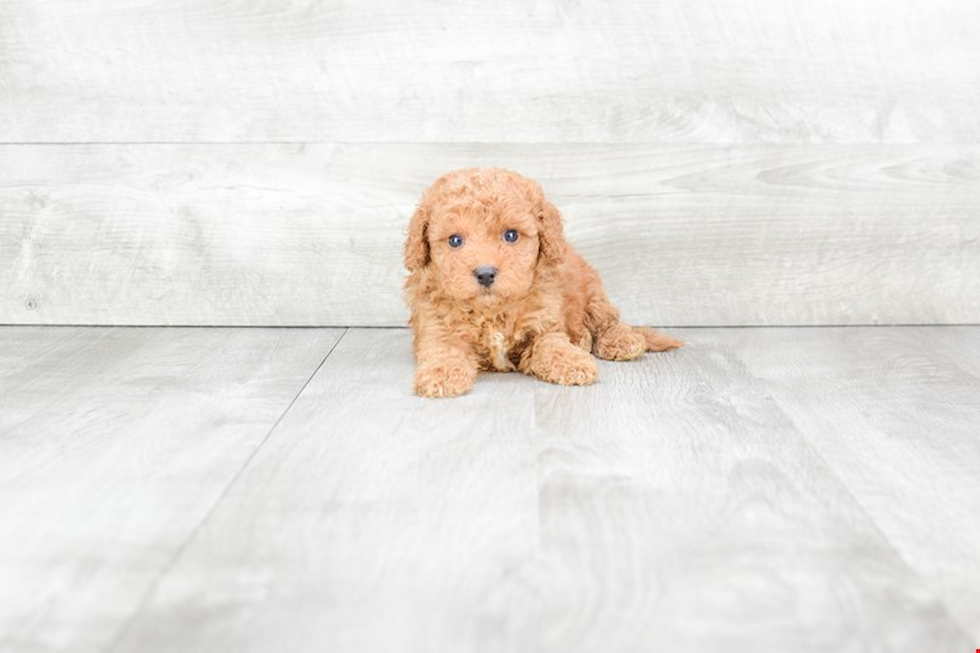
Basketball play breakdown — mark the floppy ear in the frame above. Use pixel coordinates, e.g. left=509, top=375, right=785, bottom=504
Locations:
left=537, top=198, right=567, bottom=265
left=404, top=201, right=430, bottom=272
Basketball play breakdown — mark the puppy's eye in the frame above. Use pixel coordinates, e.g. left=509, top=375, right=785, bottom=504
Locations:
left=503, top=229, right=519, bottom=243
left=448, top=234, right=464, bottom=248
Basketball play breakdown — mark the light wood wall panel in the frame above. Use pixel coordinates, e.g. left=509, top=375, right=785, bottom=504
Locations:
left=2, top=1, right=978, bottom=325
left=2, top=143, right=977, bottom=326
left=1, top=0, right=978, bottom=143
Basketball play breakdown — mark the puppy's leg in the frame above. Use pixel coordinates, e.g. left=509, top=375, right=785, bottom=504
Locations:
left=594, top=323, right=685, bottom=359
left=520, top=332, right=598, bottom=386
left=581, top=291, right=645, bottom=361
left=414, top=344, right=478, bottom=398
left=593, top=322, right=646, bottom=361
left=585, top=290, right=683, bottom=359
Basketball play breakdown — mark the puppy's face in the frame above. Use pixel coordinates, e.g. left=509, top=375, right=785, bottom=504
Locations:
left=427, top=197, right=541, bottom=304
left=406, top=169, right=566, bottom=306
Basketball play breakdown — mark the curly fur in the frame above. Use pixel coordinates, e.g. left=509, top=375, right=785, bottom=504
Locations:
left=404, top=167, right=682, bottom=398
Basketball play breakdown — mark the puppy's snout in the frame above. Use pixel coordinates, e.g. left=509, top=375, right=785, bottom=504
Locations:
left=474, top=266, right=498, bottom=287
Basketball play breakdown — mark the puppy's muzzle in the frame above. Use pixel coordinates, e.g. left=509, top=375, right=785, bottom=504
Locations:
left=473, top=266, right=498, bottom=288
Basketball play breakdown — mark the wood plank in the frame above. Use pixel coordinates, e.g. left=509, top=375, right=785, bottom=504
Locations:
left=726, top=326, right=980, bottom=639
left=526, top=329, right=971, bottom=652
left=1, top=0, right=977, bottom=143
left=108, top=328, right=540, bottom=653
left=3, top=143, right=978, bottom=326
left=0, top=326, right=343, bottom=653
left=109, top=328, right=971, bottom=652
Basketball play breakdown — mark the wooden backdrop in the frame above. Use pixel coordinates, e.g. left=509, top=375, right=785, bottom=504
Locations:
left=1, top=0, right=978, bottom=326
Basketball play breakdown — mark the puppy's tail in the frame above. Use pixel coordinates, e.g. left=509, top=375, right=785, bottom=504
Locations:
left=633, top=326, right=684, bottom=352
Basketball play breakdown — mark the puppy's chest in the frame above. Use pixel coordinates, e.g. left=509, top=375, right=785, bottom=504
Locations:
left=471, top=319, right=528, bottom=372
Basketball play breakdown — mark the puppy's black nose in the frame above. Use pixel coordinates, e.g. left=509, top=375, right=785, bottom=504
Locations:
left=474, top=266, right=498, bottom=287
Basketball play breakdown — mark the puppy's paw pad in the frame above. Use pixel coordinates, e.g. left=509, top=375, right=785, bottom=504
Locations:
left=414, top=365, right=476, bottom=398
left=594, top=324, right=645, bottom=361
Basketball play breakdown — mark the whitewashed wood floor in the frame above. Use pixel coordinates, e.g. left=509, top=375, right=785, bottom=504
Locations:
left=1, top=326, right=978, bottom=653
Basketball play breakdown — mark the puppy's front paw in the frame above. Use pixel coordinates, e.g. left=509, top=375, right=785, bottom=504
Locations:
left=532, top=345, right=598, bottom=386
left=414, top=363, right=477, bottom=398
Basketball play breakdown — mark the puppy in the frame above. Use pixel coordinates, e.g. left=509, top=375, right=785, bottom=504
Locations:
left=404, top=167, right=682, bottom=398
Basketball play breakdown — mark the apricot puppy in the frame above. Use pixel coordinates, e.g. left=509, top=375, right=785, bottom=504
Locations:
left=404, top=167, right=682, bottom=398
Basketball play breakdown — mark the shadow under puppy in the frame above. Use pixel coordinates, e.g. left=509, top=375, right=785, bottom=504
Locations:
left=404, top=167, right=682, bottom=398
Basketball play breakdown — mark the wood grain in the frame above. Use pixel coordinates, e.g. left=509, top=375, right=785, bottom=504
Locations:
left=527, top=330, right=970, bottom=652
left=3, top=143, right=978, bottom=327
left=105, top=328, right=973, bottom=653
left=1, top=0, right=978, bottom=143
left=108, top=328, right=541, bottom=653
left=3, top=326, right=979, bottom=651
left=0, top=326, right=343, bottom=653
left=726, top=326, right=980, bottom=640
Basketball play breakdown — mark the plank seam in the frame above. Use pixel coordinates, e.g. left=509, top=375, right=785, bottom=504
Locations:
left=99, top=327, right=349, bottom=653
left=754, top=379, right=978, bottom=642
